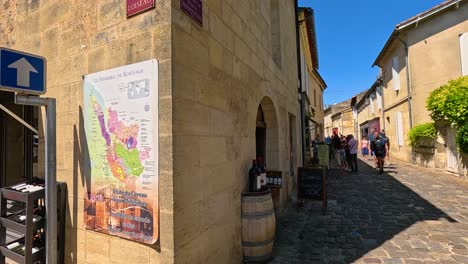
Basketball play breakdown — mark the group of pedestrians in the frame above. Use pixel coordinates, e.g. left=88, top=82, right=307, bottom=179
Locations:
left=330, top=132, right=358, bottom=173
left=327, top=129, right=390, bottom=174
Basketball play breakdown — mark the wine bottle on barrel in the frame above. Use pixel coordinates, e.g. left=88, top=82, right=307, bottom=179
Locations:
left=257, top=157, right=267, bottom=190
left=249, top=160, right=260, bottom=192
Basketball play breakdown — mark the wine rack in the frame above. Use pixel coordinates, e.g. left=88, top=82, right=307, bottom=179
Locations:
left=0, top=182, right=67, bottom=264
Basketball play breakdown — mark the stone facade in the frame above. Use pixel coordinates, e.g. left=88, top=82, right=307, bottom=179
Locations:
left=354, top=80, right=384, bottom=141
left=0, top=0, right=303, bottom=263
left=374, top=0, right=468, bottom=178
left=298, top=8, right=326, bottom=159
left=171, top=0, right=300, bottom=262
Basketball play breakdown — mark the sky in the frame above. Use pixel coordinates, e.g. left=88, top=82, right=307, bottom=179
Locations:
left=298, top=0, right=445, bottom=106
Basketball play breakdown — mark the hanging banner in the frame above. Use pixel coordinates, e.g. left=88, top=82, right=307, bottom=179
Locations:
left=83, top=59, right=159, bottom=244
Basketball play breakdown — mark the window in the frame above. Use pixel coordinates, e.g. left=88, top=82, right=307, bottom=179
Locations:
left=271, top=0, right=281, bottom=66
left=392, top=56, right=400, bottom=90
left=369, top=96, right=374, bottom=113
left=395, top=111, right=404, bottom=146
left=460, top=33, right=468, bottom=76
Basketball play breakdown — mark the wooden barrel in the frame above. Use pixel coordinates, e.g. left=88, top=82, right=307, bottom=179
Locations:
left=241, top=188, right=276, bottom=263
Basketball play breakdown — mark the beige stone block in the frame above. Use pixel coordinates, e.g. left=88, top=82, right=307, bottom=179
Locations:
left=66, top=193, right=86, bottom=230
left=87, top=46, right=108, bottom=74
left=107, top=40, right=127, bottom=69
left=198, top=74, right=229, bottom=111
left=60, top=28, right=83, bottom=56
left=159, top=134, right=173, bottom=173
left=90, top=26, right=118, bottom=48
left=200, top=189, right=237, bottom=231
left=173, top=26, right=210, bottom=76
left=153, top=24, right=171, bottom=61
left=39, top=0, right=70, bottom=31
left=15, top=14, right=40, bottom=41
left=159, top=171, right=174, bottom=212
left=174, top=237, right=202, bottom=264
left=159, top=97, right=172, bottom=135
left=209, top=109, right=234, bottom=137
left=149, top=246, right=174, bottom=264
left=174, top=202, right=201, bottom=247
left=65, top=228, right=86, bottom=263
left=54, top=54, right=87, bottom=86
left=159, top=211, right=175, bottom=252
left=171, top=9, right=192, bottom=35
left=209, top=37, right=223, bottom=70
left=173, top=99, right=210, bottom=136
left=158, top=59, right=172, bottom=97
left=14, top=33, right=42, bottom=55
left=126, top=31, right=153, bottom=64
left=172, top=64, right=199, bottom=100
left=85, top=231, right=110, bottom=263
left=42, top=26, right=59, bottom=60
left=98, top=0, right=125, bottom=30
left=199, top=161, right=238, bottom=200
left=109, top=237, right=150, bottom=263
left=199, top=136, right=227, bottom=166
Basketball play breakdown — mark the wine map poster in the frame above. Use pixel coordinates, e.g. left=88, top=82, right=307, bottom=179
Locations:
left=83, top=59, right=159, bottom=244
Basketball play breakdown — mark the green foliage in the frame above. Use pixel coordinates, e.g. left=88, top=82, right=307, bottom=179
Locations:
left=426, top=76, right=468, bottom=126
left=426, top=76, right=468, bottom=152
left=456, top=124, right=468, bottom=154
left=408, top=122, right=437, bottom=147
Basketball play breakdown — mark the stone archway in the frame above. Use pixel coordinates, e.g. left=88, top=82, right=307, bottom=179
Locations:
left=256, top=97, right=279, bottom=170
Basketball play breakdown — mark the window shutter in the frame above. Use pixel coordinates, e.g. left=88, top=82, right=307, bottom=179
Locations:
left=392, top=57, right=400, bottom=90
left=376, top=89, right=382, bottom=110
left=460, top=33, right=468, bottom=76
left=396, top=112, right=404, bottom=146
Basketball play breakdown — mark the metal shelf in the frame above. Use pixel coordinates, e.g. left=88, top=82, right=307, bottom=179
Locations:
left=0, top=237, right=44, bottom=264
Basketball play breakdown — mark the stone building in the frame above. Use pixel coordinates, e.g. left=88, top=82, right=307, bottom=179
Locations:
left=0, top=0, right=303, bottom=263
left=323, top=98, right=353, bottom=137
left=298, top=7, right=327, bottom=159
left=373, top=0, right=468, bottom=177
left=353, top=79, right=384, bottom=141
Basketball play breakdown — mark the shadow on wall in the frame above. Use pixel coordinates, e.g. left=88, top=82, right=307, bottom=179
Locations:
left=67, top=107, right=91, bottom=263
left=272, top=161, right=458, bottom=263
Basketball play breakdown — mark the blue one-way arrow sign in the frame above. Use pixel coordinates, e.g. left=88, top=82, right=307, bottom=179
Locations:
left=0, top=48, right=46, bottom=95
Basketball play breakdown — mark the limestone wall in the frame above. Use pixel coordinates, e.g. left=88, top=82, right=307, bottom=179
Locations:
left=0, top=1, right=174, bottom=263
left=170, top=0, right=300, bottom=263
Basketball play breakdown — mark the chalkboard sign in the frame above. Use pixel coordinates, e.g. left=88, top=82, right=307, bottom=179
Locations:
left=297, top=167, right=327, bottom=209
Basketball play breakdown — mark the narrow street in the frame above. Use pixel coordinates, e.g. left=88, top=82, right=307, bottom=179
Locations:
left=271, top=159, right=468, bottom=264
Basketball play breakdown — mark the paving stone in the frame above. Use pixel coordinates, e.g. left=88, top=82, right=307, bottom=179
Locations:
left=269, top=159, right=468, bottom=264
left=452, top=255, right=468, bottom=263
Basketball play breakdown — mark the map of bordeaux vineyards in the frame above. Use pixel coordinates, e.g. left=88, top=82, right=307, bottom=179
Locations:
left=83, top=60, right=159, bottom=244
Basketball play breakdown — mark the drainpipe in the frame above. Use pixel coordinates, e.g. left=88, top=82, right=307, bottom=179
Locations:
left=394, top=35, right=414, bottom=129
left=295, top=0, right=305, bottom=166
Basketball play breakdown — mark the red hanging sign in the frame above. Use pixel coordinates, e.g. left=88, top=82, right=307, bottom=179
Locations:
left=127, top=0, right=155, bottom=17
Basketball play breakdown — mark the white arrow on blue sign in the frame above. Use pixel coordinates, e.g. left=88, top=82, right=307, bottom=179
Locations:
left=0, top=48, right=46, bottom=95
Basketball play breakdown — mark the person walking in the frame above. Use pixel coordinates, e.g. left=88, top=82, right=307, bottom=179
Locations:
left=341, top=135, right=349, bottom=171
left=332, top=132, right=342, bottom=168
left=348, top=134, right=358, bottom=173
left=369, top=131, right=388, bottom=174
left=361, top=136, right=369, bottom=159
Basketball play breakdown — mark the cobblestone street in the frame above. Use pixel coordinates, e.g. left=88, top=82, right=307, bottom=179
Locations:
left=270, top=159, right=468, bottom=264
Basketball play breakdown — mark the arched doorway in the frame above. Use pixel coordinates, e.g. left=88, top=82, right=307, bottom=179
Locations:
left=256, top=97, right=279, bottom=169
